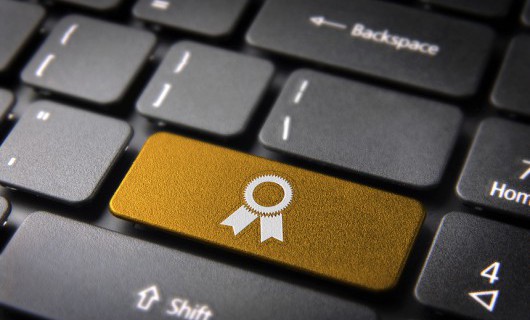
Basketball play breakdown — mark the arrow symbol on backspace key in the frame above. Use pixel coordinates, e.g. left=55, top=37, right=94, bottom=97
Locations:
left=136, top=285, right=161, bottom=311
left=310, top=16, right=348, bottom=30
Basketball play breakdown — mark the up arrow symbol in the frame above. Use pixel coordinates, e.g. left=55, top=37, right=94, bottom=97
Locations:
left=137, top=285, right=161, bottom=311
left=469, top=290, right=499, bottom=312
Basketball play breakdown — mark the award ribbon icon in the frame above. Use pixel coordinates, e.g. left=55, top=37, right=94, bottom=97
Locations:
left=221, top=175, right=293, bottom=242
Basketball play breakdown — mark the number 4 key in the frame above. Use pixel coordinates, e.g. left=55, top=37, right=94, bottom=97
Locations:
left=415, top=212, right=530, bottom=320
left=467, top=262, right=502, bottom=313
left=481, top=261, right=501, bottom=284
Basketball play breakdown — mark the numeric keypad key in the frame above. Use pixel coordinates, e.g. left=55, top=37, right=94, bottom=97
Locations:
left=415, top=212, right=530, bottom=320
left=457, top=118, right=530, bottom=218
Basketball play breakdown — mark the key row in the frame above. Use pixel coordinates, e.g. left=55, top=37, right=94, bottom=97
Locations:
left=3, top=4, right=530, bottom=115
left=3, top=0, right=530, bottom=105
left=0, top=95, right=527, bottom=209
left=0, top=98, right=527, bottom=217
left=39, top=0, right=530, bottom=26
left=0, top=210, right=527, bottom=320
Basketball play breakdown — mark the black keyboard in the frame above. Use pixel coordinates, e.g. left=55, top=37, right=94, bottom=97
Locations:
left=0, top=1, right=529, bottom=320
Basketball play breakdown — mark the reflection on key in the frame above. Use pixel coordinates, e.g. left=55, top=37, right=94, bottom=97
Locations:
left=111, top=132, right=425, bottom=290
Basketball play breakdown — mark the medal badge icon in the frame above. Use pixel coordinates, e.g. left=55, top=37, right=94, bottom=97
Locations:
left=221, top=175, right=293, bottom=242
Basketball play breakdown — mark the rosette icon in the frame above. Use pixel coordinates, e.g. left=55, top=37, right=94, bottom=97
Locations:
left=221, top=175, right=293, bottom=242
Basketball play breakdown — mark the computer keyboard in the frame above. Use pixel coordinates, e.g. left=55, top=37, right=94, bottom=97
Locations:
left=0, top=0, right=528, bottom=320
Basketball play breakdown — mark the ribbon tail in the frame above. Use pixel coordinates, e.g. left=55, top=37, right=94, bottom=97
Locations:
left=260, top=214, right=283, bottom=242
left=221, top=206, right=257, bottom=235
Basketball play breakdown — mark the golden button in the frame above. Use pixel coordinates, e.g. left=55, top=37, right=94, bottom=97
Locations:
left=110, top=133, right=425, bottom=290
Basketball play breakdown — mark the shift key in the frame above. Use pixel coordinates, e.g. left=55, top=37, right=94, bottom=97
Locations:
left=0, top=212, right=377, bottom=320
left=247, top=0, right=494, bottom=97
left=110, top=133, right=425, bottom=290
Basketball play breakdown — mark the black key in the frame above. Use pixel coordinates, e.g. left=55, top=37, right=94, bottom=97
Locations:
left=21, top=15, right=155, bottom=106
left=0, top=197, right=9, bottom=228
left=0, top=212, right=377, bottom=320
left=246, top=0, right=494, bottom=98
left=56, top=0, right=122, bottom=10
left=522, top=0, right=530, bottom=26
left=421, top=0, right=513, bottom=18
left=259, top=69, right=463, bottom=189
left=415, top=212, right=530, bottom=320
left=0, top=0, right=45, bottom=73
left=137, top=41, right=273, bottom=137
left=0, top=101, right=132, bottom=204
left=457, top=118, right=530, bottom=219
left=0, top=89, right=14, bottom=124
left=133, top=0, right=249, bottom=37
left=491, top=36, right=530, bottom=118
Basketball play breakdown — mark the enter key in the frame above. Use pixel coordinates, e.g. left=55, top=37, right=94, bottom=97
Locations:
left=110, top=133, right=425, bottom=291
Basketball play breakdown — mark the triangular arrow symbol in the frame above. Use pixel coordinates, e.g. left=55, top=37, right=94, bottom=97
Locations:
left=310, top=16, right=324, bottom=26
left=468, top=290, right=499, bottom=312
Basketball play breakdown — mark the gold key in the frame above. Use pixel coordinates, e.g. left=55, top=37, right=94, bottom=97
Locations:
left=110, top=133, right=424, bottom=290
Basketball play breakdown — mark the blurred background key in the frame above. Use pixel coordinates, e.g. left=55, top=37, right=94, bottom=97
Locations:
left=0, top=0, right=45, bottom=74
left=21, top=15, right=155, bottom=106
left=133, top=0, right=249, bottom=37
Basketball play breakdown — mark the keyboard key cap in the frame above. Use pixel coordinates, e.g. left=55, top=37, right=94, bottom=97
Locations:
left=0, top=197, right=10, bottom=227
left=421, top=0, right=513, bottom=18
left=0, top=212, right=378, bottom=320
left=137, top=41, right=273, bottom=137
left=0, top=101, right=132, bottom=204
left=491, top=36, right=530, bottom=117
left=55, top=0, right=122, bottom=10
left=21, top=15, right=155, bottom=105
left=0, top=0, right=45, bottom=73
left=415, top=212, right=530, bottom=320
left=133, top=0, right=249, bottom=37
left=246, top=0, right=495, bottom=97
left=111, top=133, right=425, bottom=290
left=0, top=89, right=14, bottom=124
left=260, top=70, right=463, bottom=189
left=457, top=118, right=530, bottom=219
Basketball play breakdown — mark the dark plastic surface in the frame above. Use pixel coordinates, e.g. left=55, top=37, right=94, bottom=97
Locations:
left=0, top=212, right=377, bottom=320
left=260, top=69, right=463, bottom=189
left=491, top=35, right=530, bottom=117
left=421, top=0, right=513, bottom=18
left=246, top=0, right=495, bottom=97
left=137, top=41, right=273, bottom=137
left=21, top=15, right=156, bottom=105
left=0, top=89, right=13, bottom=124
left=133, top=0, right=249, bottom=37
left=0, top=101, right=132, bottom=204
left=457, top=118, right=530, bottom=218
left=0, top=0, right=45, bottom=73
left=0, top=1, right=529, bottom=320
left=523, top=0, right=530, bottom=25
left=415, top=212, right=530, bottom=320
left=0, top=197, right=9, bottom=228
left=56, top=0, right=122, bottom=10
